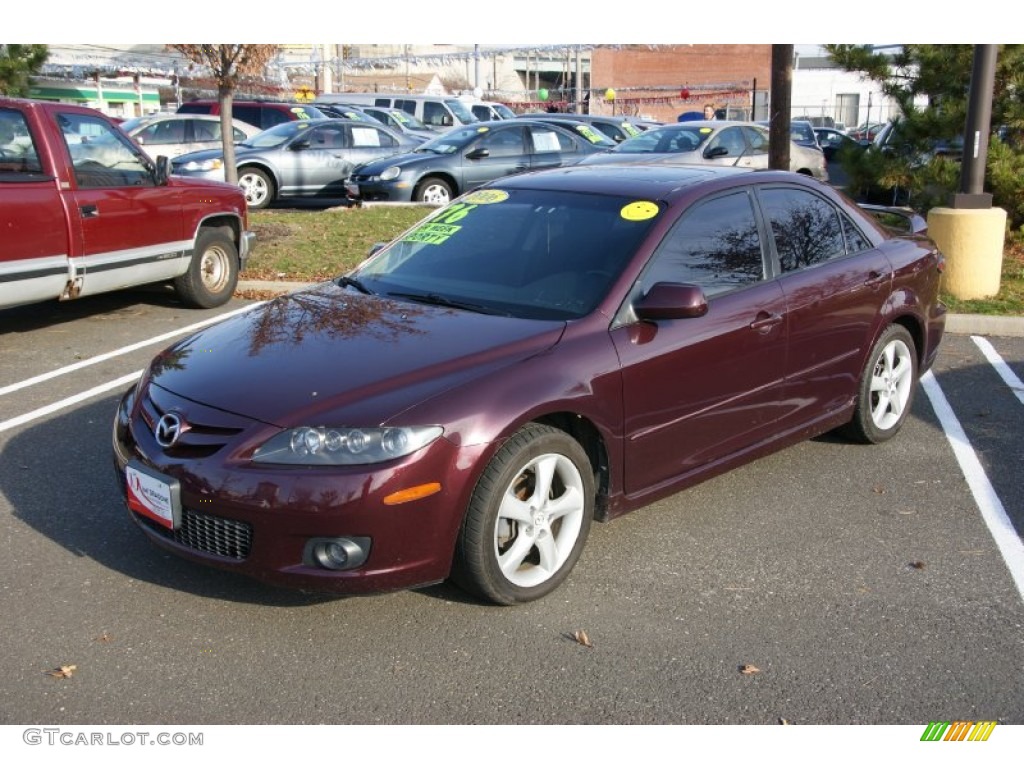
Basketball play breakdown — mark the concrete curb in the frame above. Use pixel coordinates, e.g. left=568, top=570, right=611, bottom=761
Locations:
left=235, top=280, right=1024, bottom=338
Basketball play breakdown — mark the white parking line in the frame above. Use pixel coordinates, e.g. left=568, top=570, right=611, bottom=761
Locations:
left=0, top=301, right=263, bottom=399
left=0, top=370, right=142, bottom=434
left=972, top=335, right=1024, bottom=406
left=921, top=369, right=1024, bottom=602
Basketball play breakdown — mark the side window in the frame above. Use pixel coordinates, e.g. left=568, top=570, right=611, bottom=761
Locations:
left=137, top=120, right=186, bottom=145
left=0, top=108, right=44, bottom=175
left=479, top=126, right=525, bottom=156
left=705, top=127, right=747, bottom=157
left=259, top=109, right=291, bottom=129
left=640, top=191, right=765, bottom=297
left=530, top=127, right=574, bottom=153
left=351, top=127, right=396, bottom=148
left=760, top=187, right=845, bottom=271
left=841, top=211, right=872, bottom=253
left=58, top=112, right=151, bottom=188
left=422, top=102, right=447, bottom=127
left=232, top=106, right=262, bottom=127
left=742, top=127, right=770, bottom=155
left=308, top=126, right=347, bottom=148
left=193, top=120, right=221, bottom=142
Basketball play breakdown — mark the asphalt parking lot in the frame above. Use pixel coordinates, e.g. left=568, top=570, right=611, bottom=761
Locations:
left=1, top=289, right=1022, bottom=738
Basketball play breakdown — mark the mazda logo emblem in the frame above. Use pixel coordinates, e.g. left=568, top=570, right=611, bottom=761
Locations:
left=155, top=413, right=187, bottom=448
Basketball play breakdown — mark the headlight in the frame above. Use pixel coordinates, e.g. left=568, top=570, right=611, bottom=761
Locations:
left=251, top=425, right=443, bottom=465
left=379, top=166, right=402, bottom=181
left=179, top=158, right=224, bottom=172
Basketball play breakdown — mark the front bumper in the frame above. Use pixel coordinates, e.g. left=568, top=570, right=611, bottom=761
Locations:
left=112, top=384, right=485, bottom=595
left=345, top=176, right=416, bottom=203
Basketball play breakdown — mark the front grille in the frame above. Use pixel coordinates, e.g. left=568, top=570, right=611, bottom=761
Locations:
left=139, top=385, right=245, bottom=458
left=137, top=508, right=253, bottom=560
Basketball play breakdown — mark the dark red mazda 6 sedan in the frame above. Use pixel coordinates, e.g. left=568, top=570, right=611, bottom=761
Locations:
left=112, top=164, right=946, bottom=605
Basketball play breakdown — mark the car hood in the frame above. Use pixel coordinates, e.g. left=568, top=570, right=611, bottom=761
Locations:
left=172, top=144, right=273, bottom=165
left=353, top=150, right=450, bottom=175
left=578, top=151, right=698, bottom=166
left=148, top=282, right=566, bottom=428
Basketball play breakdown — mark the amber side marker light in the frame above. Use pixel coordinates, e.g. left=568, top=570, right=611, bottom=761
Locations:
left=383, top=482, right=442, bottom=505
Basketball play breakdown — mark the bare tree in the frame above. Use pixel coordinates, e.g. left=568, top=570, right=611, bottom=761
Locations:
left=168, top=45, right=280, bottom=184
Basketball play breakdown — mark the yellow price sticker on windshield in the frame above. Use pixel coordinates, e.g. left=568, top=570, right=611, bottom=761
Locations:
left=463, top=190, right=509, bottom=204
left=620, top=201, right=659, bottom=221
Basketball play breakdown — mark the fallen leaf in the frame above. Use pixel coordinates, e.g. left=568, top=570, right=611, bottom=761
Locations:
left=872, top=485, right=887, bottom=494
left=779, top=718, right=791, bottom=725
left=908, top=561, right=926, bottom=570
left=95, top=632, right=112, bottom=643
left=573, top=630, right=593, bottom=648
left=47, top=664, right=77, bottom=679
left=739, top=664, right=761, bottom=675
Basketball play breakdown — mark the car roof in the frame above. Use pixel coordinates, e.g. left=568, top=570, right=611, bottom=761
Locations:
left=490, top=162, right=764, bottom=200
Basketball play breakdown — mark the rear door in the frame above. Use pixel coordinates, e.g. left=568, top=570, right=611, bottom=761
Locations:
left=53, top=109, right=188, bottom=297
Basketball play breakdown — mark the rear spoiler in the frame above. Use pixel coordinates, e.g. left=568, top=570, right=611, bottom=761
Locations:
left=858, top=204, right=928, bottom=236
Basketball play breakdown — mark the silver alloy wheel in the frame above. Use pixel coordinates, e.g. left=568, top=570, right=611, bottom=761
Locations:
left=419, top=181, right=451, bottom=205
left=239, top=171, right=270, bottom=207
left=869, top=337, right=914, bottom=431
left=492, top=452, right=586, bottom=589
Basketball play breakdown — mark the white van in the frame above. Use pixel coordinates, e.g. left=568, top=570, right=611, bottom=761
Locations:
left=317, top=93, right=479, bottom=129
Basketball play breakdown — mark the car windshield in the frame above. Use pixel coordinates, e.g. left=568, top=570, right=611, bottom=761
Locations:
left=414, top=125, right=489, bottom=154
left=444, top=99, right=479, bottom=124
left=491, top=103, right=517, bottom=120
left=350, top=187, right=662, bottom=320
left=610, top=125, right=712, bottom=154
left=242, top=121, right=311, bottom=148
left=382, top=109, right=428, bottom=130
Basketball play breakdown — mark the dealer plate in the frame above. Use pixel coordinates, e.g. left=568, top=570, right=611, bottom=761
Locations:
left=125, top=461, right=182, bottom=530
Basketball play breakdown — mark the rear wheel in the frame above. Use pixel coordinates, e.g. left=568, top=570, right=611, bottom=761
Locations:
left=173, top=227, right=239, bottom=308
left=238, top=167, right=274, bottom=209
left=414, top=177, right=452, bottom=205
left=843, top=324, right=918, bottom=444
left=452, top=423, right=594, bottom=605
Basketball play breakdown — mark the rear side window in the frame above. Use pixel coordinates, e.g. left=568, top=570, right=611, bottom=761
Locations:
left=232, top=106, right=265, bottom=128
left=529, top=126, right=574, bottom=154
left=0, top=108, right=44, bottom=176
left=759, top=187, right=845, bottom=271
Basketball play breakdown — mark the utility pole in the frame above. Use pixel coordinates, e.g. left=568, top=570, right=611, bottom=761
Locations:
left=953, top=44, right=998, bottom=209
left=769, top=44, right=793, bottom=171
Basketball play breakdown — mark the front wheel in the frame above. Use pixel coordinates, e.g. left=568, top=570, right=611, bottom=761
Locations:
left=414, top=177, right=452, bottom=205
left=238, top=167, right=275, bottom=209
left=452, top=423, right=594, bottom=605
left=843, top=324, right=918, bottom=444
left=173, top=228, right=239, bottom=308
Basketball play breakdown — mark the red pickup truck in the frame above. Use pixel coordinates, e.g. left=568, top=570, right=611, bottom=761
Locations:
left=0, top=98, right=254, bottom=310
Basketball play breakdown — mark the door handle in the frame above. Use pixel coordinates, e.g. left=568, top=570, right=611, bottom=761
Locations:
left=863, top=271, right=886, bottom=288
left=750, top=311, right=783, bottom=333
left=80, top=204, right=99, bottom=218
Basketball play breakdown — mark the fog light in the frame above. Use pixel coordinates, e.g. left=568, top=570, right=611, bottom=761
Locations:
left=304, top=537, right=371, bottom=571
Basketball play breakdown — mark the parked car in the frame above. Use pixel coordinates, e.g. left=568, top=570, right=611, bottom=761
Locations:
left=516, top=112, right=646, bottom=143
left=176, top=100, right=327, bottom=130
left=345, top=119, right=612, bottom=205
left=119, top=113, right=262, bottom=160
left=577, top=120, right=829, bottom=181
left=172, top=118, right=417, bottom=209
left=113, top=164, right=946, bottom=605
left=468, top=101, right=518, bottom=121
left=814, top=127, right=863, bottom=162
left=756, top=119, right=821, bottom=150
left=318, top=93, right=479, bottom=129
left=322, top=103, right=435, bottom=143
left=850, top=122, right=887, bottom=142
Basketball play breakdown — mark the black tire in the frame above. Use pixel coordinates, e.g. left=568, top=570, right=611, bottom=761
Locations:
left=843, top=324, right=918, bottom=444
left=238, top=167, right=275, bottom=210
left=173, top=227, right=239, bottom=309
left=414, top=177, right=452, bottom=205
left=452, top=423, right=594, bottom=605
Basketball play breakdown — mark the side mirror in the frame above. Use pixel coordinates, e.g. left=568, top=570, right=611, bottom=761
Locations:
left=291, top=139, right=311, bottom=151
left=441, top=115, right=453, bottom=127
left=465, top=147, right=490, bottom=160
left=634, top=282, right=708, bottom=321
left=704, top=146, right=730, bottom=159
left=155, top=155, right=171, bottom=186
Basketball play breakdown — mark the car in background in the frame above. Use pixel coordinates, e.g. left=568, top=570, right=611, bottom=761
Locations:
left=323, top=103, right=436, bottom=143
left=577, top=120, right=829, bottom=181
left=814, top=126, right=862, bottom=162
left=516, top=112, right=646, bottom=143
left=468, top=101, right=518, bottom=121
left=120, top=113, right=262, bottom=160
left=113, top=163, right=946, bottom=605
left=346, top=119, right=612, bottom=205
left=172, top=118, right=417, bottom=209
left=756, top=119, right=821, bottom=150
left=176, top=100, right=327, bottom=130
left=850, top=122, right=887, bottom=142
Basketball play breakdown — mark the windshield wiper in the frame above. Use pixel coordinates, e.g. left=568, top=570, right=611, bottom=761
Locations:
left=386, top=291, right=507, bottom=315
left=336, top=275, right=373, bottom=294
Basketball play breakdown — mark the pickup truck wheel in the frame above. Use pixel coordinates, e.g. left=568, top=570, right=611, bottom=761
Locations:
left=238, top=167, right=274, bottom=210
left=174, top=228, right=239, bottom=308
